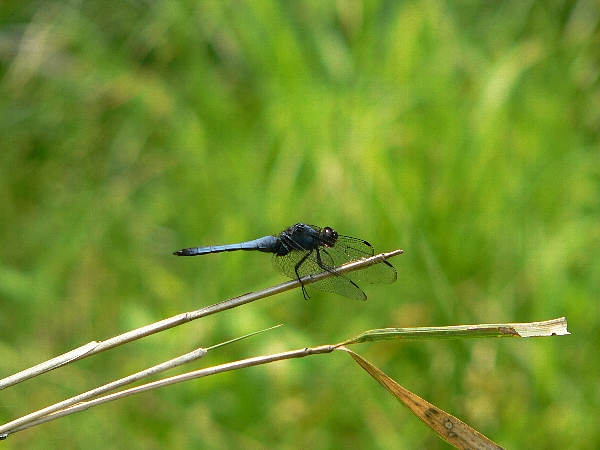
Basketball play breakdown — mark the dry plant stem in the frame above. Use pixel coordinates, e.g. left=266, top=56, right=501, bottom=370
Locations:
left=0, top=348, right=207, bottom=437
left=0, top=326, right=281, bottom=438
left=3, top=345, right=337, bottom=437
left=0, top=317, right=567, bottom=438
left=0, top=249, right=403, bottom=390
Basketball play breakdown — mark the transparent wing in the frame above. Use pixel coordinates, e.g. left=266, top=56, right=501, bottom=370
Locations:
left=327, top=235, right=397, bottom=284
left=271, top=248, right=310, bottom=279
left=272, top=248, right=367, bottom=301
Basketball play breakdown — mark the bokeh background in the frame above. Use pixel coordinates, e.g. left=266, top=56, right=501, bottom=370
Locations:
left=1, top=1, right=598, bottom=449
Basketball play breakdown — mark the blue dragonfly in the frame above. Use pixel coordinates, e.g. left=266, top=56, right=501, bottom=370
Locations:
left=174, top=223, right=396, bottom=300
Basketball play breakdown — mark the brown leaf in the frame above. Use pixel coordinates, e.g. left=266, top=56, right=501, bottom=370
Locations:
left=343, top=348, right=504, bottom=450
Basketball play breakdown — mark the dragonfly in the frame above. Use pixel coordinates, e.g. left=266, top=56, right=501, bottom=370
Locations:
left=173, top=223, right=397, bottom=300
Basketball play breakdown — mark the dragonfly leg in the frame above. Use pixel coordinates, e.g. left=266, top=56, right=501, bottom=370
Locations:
left=294, top=250, right=313, bottom=300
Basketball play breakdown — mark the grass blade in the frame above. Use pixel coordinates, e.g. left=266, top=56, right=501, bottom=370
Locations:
left=342, top=348, right=504, bottom=450
left=341, top=317, right=569, bottom=345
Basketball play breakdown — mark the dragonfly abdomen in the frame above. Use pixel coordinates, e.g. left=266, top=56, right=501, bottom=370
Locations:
left=173, top=236, right=279, bottom=256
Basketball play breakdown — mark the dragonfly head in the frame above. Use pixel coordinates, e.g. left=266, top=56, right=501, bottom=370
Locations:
left=321, top=226, right=338, bottom=247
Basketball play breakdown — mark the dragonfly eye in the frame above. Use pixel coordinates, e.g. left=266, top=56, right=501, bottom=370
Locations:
left=321, top=227, right=338, bottom=247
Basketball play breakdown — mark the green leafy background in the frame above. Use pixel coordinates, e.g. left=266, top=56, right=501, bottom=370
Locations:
left=1, top=1, right=598, bottom=449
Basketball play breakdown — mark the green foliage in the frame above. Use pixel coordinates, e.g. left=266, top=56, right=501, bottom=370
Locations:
left=0, top=1, right=598, bottom=448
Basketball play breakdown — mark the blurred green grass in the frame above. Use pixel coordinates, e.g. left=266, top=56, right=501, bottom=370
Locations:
left=0, top=0, right=598, bottom=448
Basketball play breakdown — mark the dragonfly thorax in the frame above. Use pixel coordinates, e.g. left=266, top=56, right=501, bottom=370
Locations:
left=276, top=223, right=337, bottom=254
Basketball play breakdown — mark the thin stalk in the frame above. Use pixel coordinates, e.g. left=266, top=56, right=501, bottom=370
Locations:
left=0, top=317, right=567, bottom=439
left=0, top=249, right=403, bottom=390
left=0, top=325, right=281, bottom=437
left=1, top=345, right=336, bottom=437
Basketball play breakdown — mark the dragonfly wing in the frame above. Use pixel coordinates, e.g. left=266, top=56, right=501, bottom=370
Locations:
left=271, top=249, right=308, bottom=279
left=330, top=235, right=375, bottom=258
left=272, top=249, right=367, bottom=301
left=348, top=259, right=397, bottom=284
left=329, top=236, right=397, bottom=284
